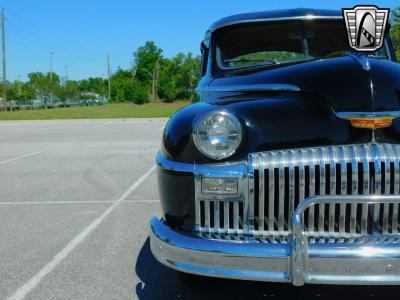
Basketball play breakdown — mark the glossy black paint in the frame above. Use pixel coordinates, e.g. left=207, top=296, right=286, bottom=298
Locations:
left=157, top=167, right=195, bottom=227
left=162, top=56, right=400, bottom=164
left=158, top=9, right=400, bottom=226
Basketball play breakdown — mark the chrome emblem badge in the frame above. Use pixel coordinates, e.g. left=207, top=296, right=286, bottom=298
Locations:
left=342, top=5, right=390, bottom=52
left=337, top=112, right=400, bottom=129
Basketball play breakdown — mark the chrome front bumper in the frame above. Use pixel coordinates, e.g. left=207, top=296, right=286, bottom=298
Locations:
left=150, top=195, right=400, bottom=286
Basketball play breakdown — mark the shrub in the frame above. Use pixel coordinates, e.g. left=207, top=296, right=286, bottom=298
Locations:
left=124, top=81, right=149, bottom=104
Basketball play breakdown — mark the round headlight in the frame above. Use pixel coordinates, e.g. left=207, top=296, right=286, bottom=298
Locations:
left=194, top=111, right=242, bottom=160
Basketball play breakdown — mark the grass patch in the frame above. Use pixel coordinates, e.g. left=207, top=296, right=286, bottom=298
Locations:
left=0, top=102, right=190, bottom=120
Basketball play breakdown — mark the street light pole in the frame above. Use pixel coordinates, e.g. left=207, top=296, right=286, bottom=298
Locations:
left=107, top=54, right=111, bottom=101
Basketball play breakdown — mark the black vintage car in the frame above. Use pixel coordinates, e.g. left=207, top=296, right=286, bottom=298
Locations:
left=150, top=8, right=400, bottom=286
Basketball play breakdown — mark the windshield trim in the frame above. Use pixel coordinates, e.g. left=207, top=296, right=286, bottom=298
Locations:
left=214, top=20, right=392, bottom=72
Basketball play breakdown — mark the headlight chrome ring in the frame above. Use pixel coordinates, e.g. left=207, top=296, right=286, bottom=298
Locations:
left=193, top=111, right=243, bottom=160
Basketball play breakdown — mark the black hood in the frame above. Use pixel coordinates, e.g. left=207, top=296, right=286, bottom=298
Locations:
left=207, top=56, right=400, bottom=113
left=163, top=56, right=400, bottom=163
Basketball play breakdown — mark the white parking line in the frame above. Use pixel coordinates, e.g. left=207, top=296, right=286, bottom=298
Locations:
left=0, top=201, right=116, bottom=205
left=81, top=121, right=114, bottom=133
left=0, top=200, right=159, bottom=205
left=124, top=200, right=159, bottom=203
left=0, top=151, right=44, bottom=166
left=7, top=164, right=156, bottom=300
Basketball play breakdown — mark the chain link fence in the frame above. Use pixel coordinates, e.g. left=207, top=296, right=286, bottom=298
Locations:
left=0, top=97, right=108, bottom=111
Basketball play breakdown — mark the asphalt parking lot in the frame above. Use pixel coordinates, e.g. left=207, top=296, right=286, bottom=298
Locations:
left=1, top=119, right=400, bottom=300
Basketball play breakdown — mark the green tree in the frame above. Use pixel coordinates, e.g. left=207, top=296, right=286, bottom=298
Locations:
left=158, top=53, right=200, bottom=102
left=17, top=42, right=201, bottom=104
left=124, top=80, right=149, bottom=104
left=27, top=72, right=48, bottom=96
left=78, top=77, right=106, bottom=96
left=133, top=41, right=163, bottom=86
left=15, top=82, right=35, bottom=100
left=175, top=53, right=200, bottom=100
left=55, top=80, right=79, bottom=103
left=27, top=72, right=60, bottom=98
left=391, top=7, right=400, bottom=60
left=110, top=68, right=149, bottom=104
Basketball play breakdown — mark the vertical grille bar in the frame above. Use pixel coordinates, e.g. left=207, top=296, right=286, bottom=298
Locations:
left=308, top=150, right=316, bottom=233
left=258, top=154, right=265, bottom=232
left=350, top=145, right=358, bottom=235
left=373, top=147, right=382, bottom=233
left=298, top=150, right=306, bottom=204
left=297, top=150, right=306, bottom=231
left=361, top=145, right=370, bottom=235
left=268, top=152, right=275, bottom=232
left=318, top=148, right=326, bottom=233
left=224, top=201, right=229, bottom=231
left=248, top=155, right=255, bottom=233
left=339, top=147, right=348, bottom=235
left=278, top=152, right=285, bottom=232
left=204, top=201, right=210, bottom=232
left=234, top=201, right=240, bottom=231
left=214, top=200, right=220, bottom=233
left=288, top=151, right=295, bottom=229
left=383, top=144, right=391, bottom=233
left=393, top=147, right=400, bottom=234
left=328, top=147, right=337, bottom=233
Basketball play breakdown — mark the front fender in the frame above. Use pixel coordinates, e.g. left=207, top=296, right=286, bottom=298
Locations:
left=162, top=93, right=371, bottom=164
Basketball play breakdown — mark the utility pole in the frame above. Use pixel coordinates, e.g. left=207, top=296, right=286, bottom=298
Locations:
left=107, top=54, right=111, bottom=101
left=1, top=8, right=7, bottom=111
left=49, top=52, right=54, bottom=107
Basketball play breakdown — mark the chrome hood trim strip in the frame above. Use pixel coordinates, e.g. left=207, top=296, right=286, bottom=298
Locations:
left=198, top=83, right=301, bottom=93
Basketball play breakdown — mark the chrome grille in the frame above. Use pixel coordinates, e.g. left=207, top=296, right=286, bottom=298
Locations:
left=196, top=143, right=400, bottom=239
left=302, top=202, right=400, bottom=239
left=249, top=143, right=400, bottom=237
left=198, top=200, right=245, bottom=235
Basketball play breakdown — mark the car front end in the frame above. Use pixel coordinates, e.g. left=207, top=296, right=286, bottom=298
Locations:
left=150, top=8, right=400, bottom=286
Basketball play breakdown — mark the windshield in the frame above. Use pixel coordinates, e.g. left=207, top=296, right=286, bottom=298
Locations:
left=216, top=20, right=389, bottom=69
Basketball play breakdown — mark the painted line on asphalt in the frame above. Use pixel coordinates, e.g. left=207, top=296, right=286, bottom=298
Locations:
left=124, top=200, right=159, bottom=203
left=0, top=201, right=116, bottom=205
left=0, top=122, right=47, bottom=126
left=81, top=121, right=114, bottom=133
left=0, top=151, right=44, bottom=166
left=0, top=200, right=159, bottom=205
left=7, top=164, right=156, bottom=300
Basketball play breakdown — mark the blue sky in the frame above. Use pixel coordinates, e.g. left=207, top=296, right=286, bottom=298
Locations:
left=0, top=0, right=398, bottom=81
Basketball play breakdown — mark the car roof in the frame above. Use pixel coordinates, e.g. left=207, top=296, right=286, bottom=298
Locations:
left=208, top=8, right=342, bottom=32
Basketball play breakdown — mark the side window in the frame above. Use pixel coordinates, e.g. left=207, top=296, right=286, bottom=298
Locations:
left=200, top=31, right=211, bottom=77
